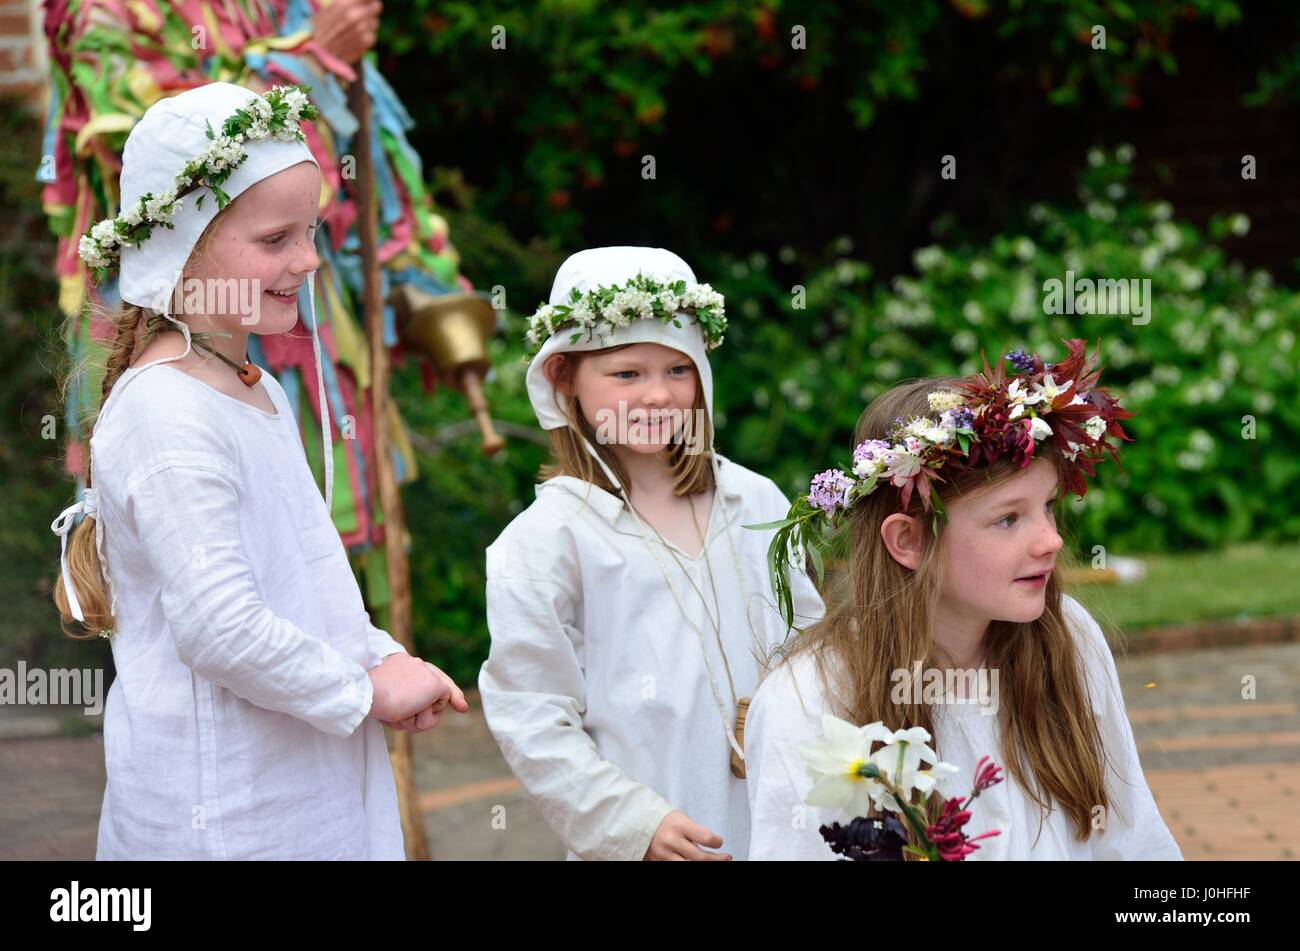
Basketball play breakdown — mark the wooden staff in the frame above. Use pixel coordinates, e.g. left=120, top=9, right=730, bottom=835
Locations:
left=347, top=68, right=431, bottom=862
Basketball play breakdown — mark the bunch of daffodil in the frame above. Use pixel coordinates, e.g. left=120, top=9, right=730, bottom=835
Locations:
left=798, top=714, right=1004, bottom=861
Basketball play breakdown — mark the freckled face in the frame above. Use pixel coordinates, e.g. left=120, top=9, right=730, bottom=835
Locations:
left=937, top=457, right=1065, bottom=624
left=186, top=160, right=322, bottom=334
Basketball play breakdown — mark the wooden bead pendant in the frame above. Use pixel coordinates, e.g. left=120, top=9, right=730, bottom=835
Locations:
left=730, top=696, right=752, bottom=779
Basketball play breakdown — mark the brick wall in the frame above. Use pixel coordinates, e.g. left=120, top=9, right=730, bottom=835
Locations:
left=0, top=0, right=45, bottom=111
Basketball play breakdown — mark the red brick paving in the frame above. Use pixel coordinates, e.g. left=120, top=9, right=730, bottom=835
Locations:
left=4, top=641, right=1299, bottom=860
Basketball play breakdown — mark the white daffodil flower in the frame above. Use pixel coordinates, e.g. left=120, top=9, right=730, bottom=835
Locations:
left=867, top=726, right=962, bottom=810
left=800, top=716, right=965, bottom=818
left=798, top=715, right=895, bottom=816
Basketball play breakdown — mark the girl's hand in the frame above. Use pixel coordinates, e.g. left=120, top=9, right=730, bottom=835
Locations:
left=382, top=698, right=441, bottom=733
left=643, top=810, right=731, bottom=861
left=368, top=654, right=465, bottom=723
left=377, top=660, right=469, bottom=732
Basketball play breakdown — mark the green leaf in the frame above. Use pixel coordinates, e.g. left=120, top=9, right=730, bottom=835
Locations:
left=808, top=540, right=825, bottom=586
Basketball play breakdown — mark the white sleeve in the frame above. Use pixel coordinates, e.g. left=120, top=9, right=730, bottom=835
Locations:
left=126, top=453, right=374, bottom=738
left=479, top=547, right=674, bottom=861
left=365, top=619, right=409, bottom=669
left=1065, top=598, right=1183, bottom=860
left=745, top=662, right=839, bottom=861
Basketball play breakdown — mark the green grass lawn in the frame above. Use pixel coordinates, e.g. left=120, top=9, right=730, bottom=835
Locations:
left=1067, top=543, right=1300, bottom=632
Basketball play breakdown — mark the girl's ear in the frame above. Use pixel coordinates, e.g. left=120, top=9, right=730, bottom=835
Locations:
left=543, top=353, right=572, bottom=395
left=880, top=512, right=924, bottom=571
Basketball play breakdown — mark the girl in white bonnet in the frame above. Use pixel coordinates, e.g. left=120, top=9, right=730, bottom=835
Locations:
left=50, top=81, right=467, bottom=860
left=479, top=247, right=826, bottom=860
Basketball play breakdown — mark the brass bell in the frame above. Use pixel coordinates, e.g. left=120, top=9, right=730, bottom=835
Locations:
left=391, top=284, right=505, bottom=456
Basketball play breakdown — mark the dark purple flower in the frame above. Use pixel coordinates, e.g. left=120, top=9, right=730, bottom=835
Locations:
left=942, top=407, right=975, bottom=431
left=1007, top=347, right=1037, bottom=375
left=821, top=816, right=909, bottom=861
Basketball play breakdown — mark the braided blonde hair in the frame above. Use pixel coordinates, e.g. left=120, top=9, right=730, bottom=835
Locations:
left=52, top=222, right=223, bottom=638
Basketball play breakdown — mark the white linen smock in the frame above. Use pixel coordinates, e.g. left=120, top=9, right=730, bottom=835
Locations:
left=87, top=362, right=407, bottom=860
left=478, top=454, right=826, bottom=861
left=745, top=595, right=1183, bottom=860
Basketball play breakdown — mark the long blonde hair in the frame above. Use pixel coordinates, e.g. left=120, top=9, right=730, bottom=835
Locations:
left=786, top=377, right=1113, bottom=844
left=51, top=216, right=225, bottom=637
left=537, top=344, right=715, bottom=497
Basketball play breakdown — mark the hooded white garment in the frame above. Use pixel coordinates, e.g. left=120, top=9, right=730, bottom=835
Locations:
left=49, top=83, right=404, bottom=859
left=745, top=595, right=1184, bottom=861
left=478, top=247, right=826, bottom=860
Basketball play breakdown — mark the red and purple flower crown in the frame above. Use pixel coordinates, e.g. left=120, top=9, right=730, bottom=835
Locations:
left=747, top=339, right=1134, bottom=629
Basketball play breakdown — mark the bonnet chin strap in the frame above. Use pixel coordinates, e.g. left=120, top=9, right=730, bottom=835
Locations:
left=156, top=274, right=334, bottom=513
left=574, top=432, right=758, bottom=763
left=305, top=272, right=333, bottom=514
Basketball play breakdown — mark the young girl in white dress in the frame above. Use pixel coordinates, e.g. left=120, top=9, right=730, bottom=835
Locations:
left=479, top=246, right=824, bottom=860
left=50, top=82, right=466, bottom=860
left=745, top=342, right=1182, bottom=860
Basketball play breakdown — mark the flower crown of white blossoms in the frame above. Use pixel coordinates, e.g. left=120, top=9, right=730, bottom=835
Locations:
left=524, top=272, right=728, bottom=354
left=77, top=84, right=318, bottom=275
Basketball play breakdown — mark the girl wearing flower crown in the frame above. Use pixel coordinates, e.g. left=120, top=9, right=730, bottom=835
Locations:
left=50, top=82, right=467, bottom=859
left=744, top=341, right=1182, bottom=860
left=479, top=246, right=825, bottom=860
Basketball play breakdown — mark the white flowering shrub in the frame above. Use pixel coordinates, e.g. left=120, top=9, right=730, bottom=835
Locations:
left=707, top=148, right=1299, bottom=552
